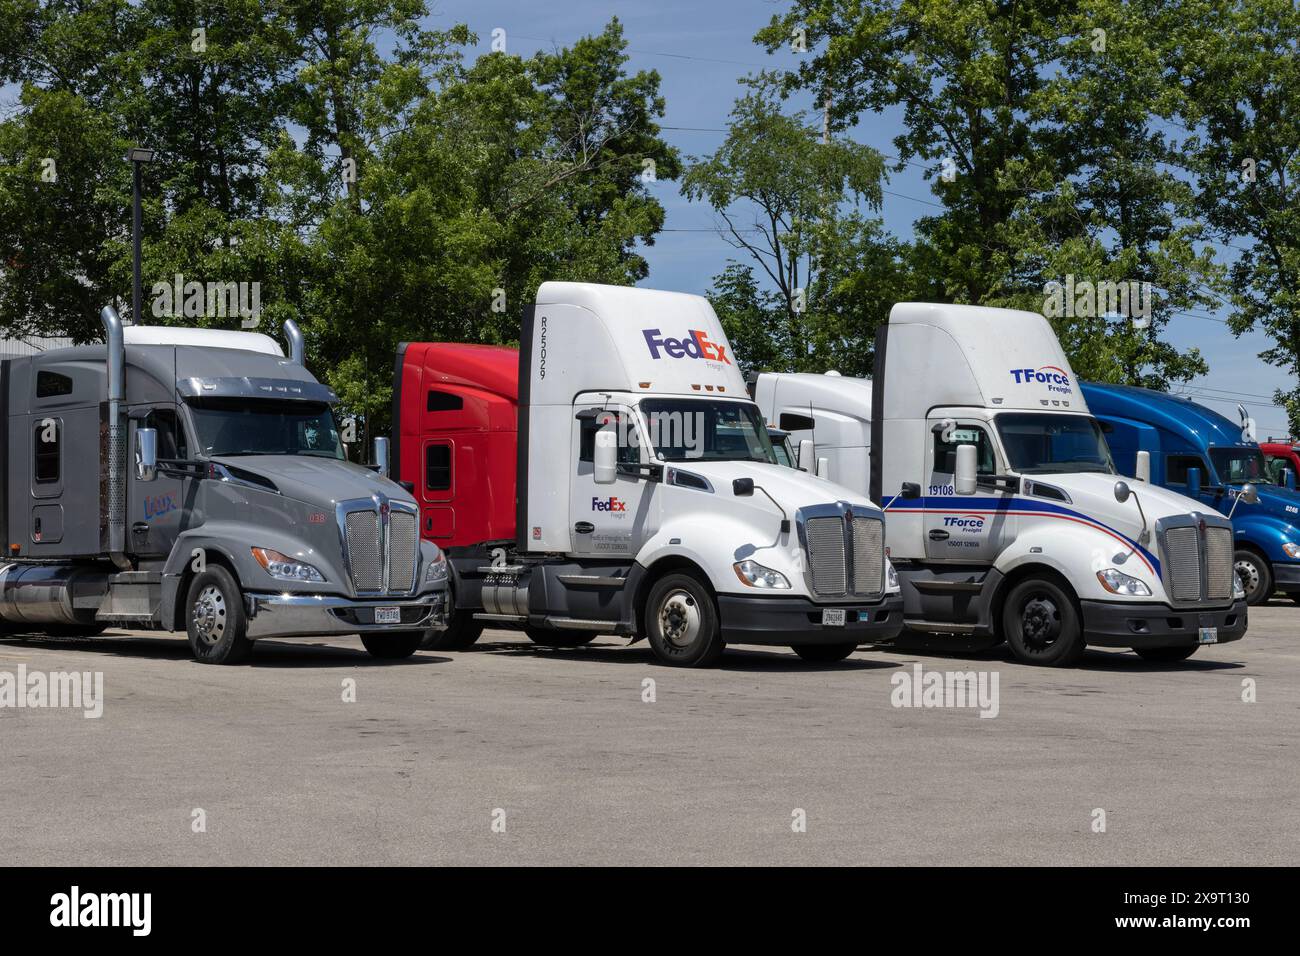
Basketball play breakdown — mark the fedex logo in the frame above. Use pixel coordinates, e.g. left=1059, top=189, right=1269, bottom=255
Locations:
left=643, top=328, right=731, bottom=365
left=591, top=496, right=627, bottom=512
left=1010, top=365, right=1072, bottom=394
left=943, top=514, right=986, bottom=532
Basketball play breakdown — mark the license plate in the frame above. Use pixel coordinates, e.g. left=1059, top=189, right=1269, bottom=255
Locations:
left=1198, top=626, right=1218, bottom=645
left=374, top=606, right=401, bottom=625
left=822, top=608, right=846, bottom=627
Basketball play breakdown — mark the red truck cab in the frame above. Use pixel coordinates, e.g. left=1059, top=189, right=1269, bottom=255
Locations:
left=392, top=342, right=519, bottom=551
left=1260, top=441, right=1300, bottom=488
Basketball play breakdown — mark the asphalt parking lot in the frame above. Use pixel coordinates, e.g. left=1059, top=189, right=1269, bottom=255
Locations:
left=1, top=602, right=1296, bottom=866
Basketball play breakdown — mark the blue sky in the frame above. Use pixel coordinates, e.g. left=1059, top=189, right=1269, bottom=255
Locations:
left=439, top=0, right=1292, bottom=436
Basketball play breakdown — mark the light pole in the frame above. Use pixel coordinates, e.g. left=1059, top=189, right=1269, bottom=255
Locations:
left=126, top=147, right=155, bottom=323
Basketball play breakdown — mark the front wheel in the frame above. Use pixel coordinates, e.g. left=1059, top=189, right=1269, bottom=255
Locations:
left=1135, top=645, right=1198, bottom=663
left=644, top=573, right=724, bottom=667
left=361, top=631, right=424, bottom=659
left=1001, top=576, right=1085, bottom=667
left=186, top=566, right=253, bottom=665
left=421, top=603, right=483, bottom=650
left=1234, top=550, right=1273, bottom=606
left=792, top=642, right=859, bottom=663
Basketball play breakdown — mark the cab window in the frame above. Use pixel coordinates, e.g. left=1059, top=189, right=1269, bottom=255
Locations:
left=1167, top=454, right=1209, bottom=486
left=143, top=408, right=188, bottom=460
left=579, top=411, right=640, bottom=465
left=932, top=424, right=996, bottom=475
left=33, top=419, right=61, bottom=483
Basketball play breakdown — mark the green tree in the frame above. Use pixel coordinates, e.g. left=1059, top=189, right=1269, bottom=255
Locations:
left=682, top=87, right=903, bottom=375
left=1173, top=0, right=1300, bottom=432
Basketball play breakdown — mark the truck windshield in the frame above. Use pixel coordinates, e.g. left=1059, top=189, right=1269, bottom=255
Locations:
left=640, top=398, right=777, bottom=463
left=1209, top=447, right=1272, bottom=484
left=188, top=399, right=344, bottom=459
left=995, top=413, right=1115, bottom=475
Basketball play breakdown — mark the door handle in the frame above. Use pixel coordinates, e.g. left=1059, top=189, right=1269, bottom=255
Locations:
left=132, top=522, right=149, bottom=534
left=574, top=521, right=595, bottom=534
left=928, top=529, right=950, bottom=541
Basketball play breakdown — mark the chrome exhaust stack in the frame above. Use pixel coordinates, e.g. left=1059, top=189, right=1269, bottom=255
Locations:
left=101, top=304, right=130, bottom=569
left=283, top=319, right=305, bottom=365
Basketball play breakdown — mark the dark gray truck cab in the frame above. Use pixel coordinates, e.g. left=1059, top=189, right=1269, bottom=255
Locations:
left=0, top=308, right=448, bottom=663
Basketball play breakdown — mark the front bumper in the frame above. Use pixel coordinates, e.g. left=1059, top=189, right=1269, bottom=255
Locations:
left=716, top=592, right=905, bottom=646
left=1080, top=598, right=1247, bottom=649
left=1271, top=562, right=1300, bottom=593
left=244, top=590, right=448, bottom=640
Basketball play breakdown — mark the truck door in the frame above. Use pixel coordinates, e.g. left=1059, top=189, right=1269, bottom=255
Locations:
left=924, top=418, right=1012, bottom=562
left=128, top=407, right=191, bottom=558
left=569, top=405, right=658, bottom=557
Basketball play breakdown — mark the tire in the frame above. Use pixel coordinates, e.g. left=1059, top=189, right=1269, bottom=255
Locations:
left=185, top=565, right=253, bottom=665
left=644, top=573, right=724, bottom=667
left=420, top=605, right=483, bottom=651
left=1233, top=549, right=1273, bottom=606
left=361, top=631, right=424, bottom=659
left=524, top=626, right=599, bottom=648
left=792, top=642, right=859, bottom=663
left=1001, top=576, right=1085, bottom=667
left=1135, top=645, right=1198, bottom=662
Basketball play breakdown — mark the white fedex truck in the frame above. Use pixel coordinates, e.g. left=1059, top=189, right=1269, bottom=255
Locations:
left=414, top=282, right=905, bottom=667
left=753, top=302, right=1248, bottom=666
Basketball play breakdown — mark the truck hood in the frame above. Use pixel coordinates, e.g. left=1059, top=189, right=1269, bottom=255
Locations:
left=1231, top=482, right=1300, bottom=521
left=210, top=455, right=416, bottom=510
left=1034, top=471, right=1224, bottom=531
left=670, top=460, right=881, bottom=515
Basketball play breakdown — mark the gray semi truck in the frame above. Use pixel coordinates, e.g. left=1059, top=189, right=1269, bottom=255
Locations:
left=0, top=305, right=448, bottom=663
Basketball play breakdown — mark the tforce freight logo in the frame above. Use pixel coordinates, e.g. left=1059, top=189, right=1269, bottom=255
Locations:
left=643, top=328, right=731, bottom=365
left=591, top=496, right=627, bottom=512
left=943, top=514, right=987, bottom=533
left=1009, top=365, right=1072, bottom=394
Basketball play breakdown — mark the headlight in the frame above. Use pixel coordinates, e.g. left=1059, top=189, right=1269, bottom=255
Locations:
left=886, top=558, right=900, bottom=592
left=733, top=559, right=791, bottom=589
left=1283, top=543, right=1300, bottom=559
left=425, top=550, right=449, bottom=584
left=1096, top=568, right=1151, bottom=596
left=251, top=547, right=325, bottom=583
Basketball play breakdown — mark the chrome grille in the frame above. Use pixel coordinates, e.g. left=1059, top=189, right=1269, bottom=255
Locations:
left=1205, top=527, right=1234, bottom=601
left=388, top=510, right=417, bottom=592
left=345, top=510, right=383, bottom=591
left=806, top=517, right=847, bottom=595
left=852, top=516, right=885, bottom=596
left=1164, top=526, right=1202, bottom=602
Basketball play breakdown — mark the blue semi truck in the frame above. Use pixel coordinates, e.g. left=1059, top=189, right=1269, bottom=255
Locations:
left=1081, top=382, right=1300, bottom=606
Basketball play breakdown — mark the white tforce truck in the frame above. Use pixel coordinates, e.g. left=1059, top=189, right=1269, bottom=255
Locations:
left=398, top=282, right=904, bottom=666
left=754, top=302, right=1248, bottom=665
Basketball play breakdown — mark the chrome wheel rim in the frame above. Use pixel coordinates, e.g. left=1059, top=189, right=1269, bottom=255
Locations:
left=1235, top=558, right=1260, bottom=599
left=658, top=590, right=701, bottom=648
left=191, top=585, right=227, bottom=646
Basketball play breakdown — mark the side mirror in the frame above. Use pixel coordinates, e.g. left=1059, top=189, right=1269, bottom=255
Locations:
left=732, top=477, right=754, bottom=497
left=1285, top=468, right=1296, bottom=492
left=1113, top=480, right=1132, bottom=504
left=797, top=439, right=815, bottom=473
left=899, top=482, right=921, bottom=500
left=1187, top=466, right=1202, bottom=498
left=1134, top=450, right=1151, bottom=483
left=373, top=436, right=390, bottom=478
left=135, top=427, right=158, bottom=482
left=1240, top=482, right=1260, bottom=505
left=594, top=428, right=617, bottom=485
left=954, top=444, right=977, bottom=496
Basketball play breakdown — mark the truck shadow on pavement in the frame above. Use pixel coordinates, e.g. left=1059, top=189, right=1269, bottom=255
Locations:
left=466, top=638, right=901, bottom=672
left=874, top=633, right=1246, bottom=673
left=0, top=634, right=449, bottom=668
